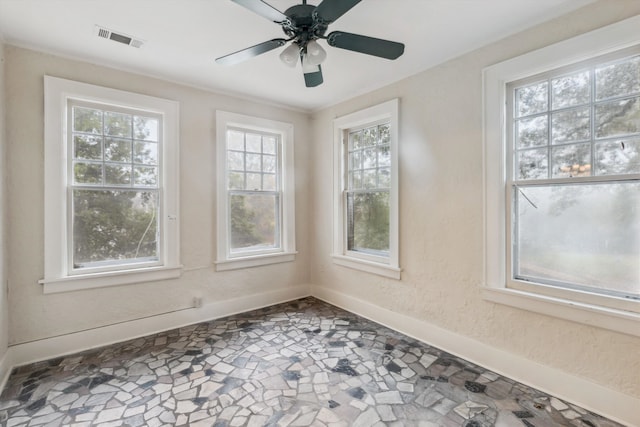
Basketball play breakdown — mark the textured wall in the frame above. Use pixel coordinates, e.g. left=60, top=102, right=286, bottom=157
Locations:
left=5, top=46, right=311, bottom=344
left=309, top=2, right=640, bottom=399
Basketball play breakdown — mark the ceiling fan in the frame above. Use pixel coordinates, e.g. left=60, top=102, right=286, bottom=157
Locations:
left=215, top=0, right=405, bottom=87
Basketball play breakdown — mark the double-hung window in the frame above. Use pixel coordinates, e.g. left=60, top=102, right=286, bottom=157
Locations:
left=43, top=77, right=180, bottom=293
left=215, top=111, right=296, bottom=270
left=70, top=101, right=161, bottom=269
left=332, top=99, right=400, bottom=279
left=509, top=50, right=640, bottom=299
left=484, top=16, right=640, bottom=336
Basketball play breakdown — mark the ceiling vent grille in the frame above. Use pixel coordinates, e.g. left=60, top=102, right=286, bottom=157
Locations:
left=94, top=25, right=144, bottom=48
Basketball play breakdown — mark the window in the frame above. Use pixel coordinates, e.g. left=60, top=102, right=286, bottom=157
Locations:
left=42, top=77, right=181, bottom=293
left=332, top=99, right=400, bottom=279
left=484, top=15, right=640, bottom=336
left=215, top=111, right=295, bottom=270
left=510, top=51, right=640, bottom=298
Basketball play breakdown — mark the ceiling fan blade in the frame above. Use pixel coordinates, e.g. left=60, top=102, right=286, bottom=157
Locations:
left=327, top=31, right=405, bottom=60
left=216, top=39, right=287, bottom=65
left=313, top=0, right=361, bottom=24
left=231, top=0, right=288, bottom=23
left=304, top=65, right=323, bottom=88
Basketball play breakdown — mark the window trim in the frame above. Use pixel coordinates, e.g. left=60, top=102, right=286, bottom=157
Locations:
left=215, top=111, right=296, bottom=271
left=483, top=15, right=640, bottom=336
left=332, top=99, right=400, bottom=279
left=42, top=76, right=181, bottom=294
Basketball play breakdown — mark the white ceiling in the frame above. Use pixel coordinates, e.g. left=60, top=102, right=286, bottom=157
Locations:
left=0, top=0, right=593, bottom=111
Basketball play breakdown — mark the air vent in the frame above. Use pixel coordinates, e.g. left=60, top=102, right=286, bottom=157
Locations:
left=94, top=25, right=144, bottom=48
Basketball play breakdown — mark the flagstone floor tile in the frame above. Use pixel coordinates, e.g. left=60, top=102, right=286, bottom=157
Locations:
left=0, top=298, right=624, bottom=426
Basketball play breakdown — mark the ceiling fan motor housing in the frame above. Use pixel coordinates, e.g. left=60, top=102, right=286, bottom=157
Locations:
left=282, top=4, right=328, bottom=46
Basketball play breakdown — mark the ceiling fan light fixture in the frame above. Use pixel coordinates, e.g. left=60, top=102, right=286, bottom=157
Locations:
left=279, top=43, right=300, bottom=67
left=305, top=40, right=327, bottom=66
left=301, top=55, right=320, bottom=74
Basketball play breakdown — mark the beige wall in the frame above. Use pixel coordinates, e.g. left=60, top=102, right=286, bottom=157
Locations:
left=5, top=46, right=311, bottom=344
left=0, top=40, right=9, bottom=360
left=309, top=1, right=640, bottom=399
left=2, top=0, right=639, bottom=408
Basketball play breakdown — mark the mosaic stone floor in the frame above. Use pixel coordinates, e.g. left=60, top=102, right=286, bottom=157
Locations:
left=0, top=297, right=624, bottom=427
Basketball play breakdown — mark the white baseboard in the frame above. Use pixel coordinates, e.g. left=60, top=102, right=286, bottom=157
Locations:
left=0, top=284, right=311, bottom=391
left=311, top=285, right=639, bottom=427
left=0, top=349, right=12, bottom=397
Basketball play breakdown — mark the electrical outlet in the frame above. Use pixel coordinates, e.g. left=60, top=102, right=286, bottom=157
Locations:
left=193, top=297, right=203, bottom=308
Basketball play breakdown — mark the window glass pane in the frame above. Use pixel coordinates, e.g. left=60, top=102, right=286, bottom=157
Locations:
left=363, top=126, right=378, bottom=147
left=551, top=143, right=591, bottom=178
left=133, top=116, right=158, bottom=142
left=246, top=133, right=262, bottom=153
left=227, top=151, right=244, bottom=171
left=104, top=138, right=132, bottom=162
left=595, top=138, right=640, bottom=175
left=263, top=155, right=276, bottom=173
left=551, top=107, right=590, bottom=144
left=74, top=162, right=102, bottom=184
left=350, top=130, right=363, bottom=150
left=514, top=182, right=640, bottom=297
left=516, top=81, right=548, bottom=117
left=230, top=194, right=279, bottom=252
left=228, top=130, right=245, bottom=151
left=73, top=107, right=102, bottom=134
left=552, top=71, right=590, bottom=109
left=595, top=56, right=640, bottom=100
left=73, top=189, right=159, bottom=267
left=133, top=141, right=158, bottom=165
left=379, top=124, right=390, bottom=144
left=347, top=191, right=390, bottom=255
left=363, top=169, right=376, bottom=189
left=74, top=135, right=102, bottom=160
left=378, top=145, right=391, bottom=168
left=263, top=174, right=276, bottom=191
left=362, top=148, right=376, bottom=169
left=516, top=116, right=548, bottom=148
left=517, top=148, right=548, bottom=180
left=105, top=164, right=132, bottom=185
left=228, top=172, right=244, bottom=190
left=104, top=111, right=132, bottom=138
left=263, top=137, right=277, bottom=154
left=246, top=153, right=262, bottom=172
left=349, top=151, right=362, bottom=171
left=595, top=97, right=640, bottom=139
left=378, top=168, right=390, bottom=188
left=133, top=166, right=157, bottom=187
left=246, top=173, right=262, bottom=190
left=350, top=171, right=362, bottom=190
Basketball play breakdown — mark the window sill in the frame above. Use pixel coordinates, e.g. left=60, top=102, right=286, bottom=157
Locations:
left=331, top=254, right=401, bottom=280
left=40, top=265, right=183, bottom=294
left=215, top=252, right=297, bottom=271
left=482, top=287, right=640, bottom=338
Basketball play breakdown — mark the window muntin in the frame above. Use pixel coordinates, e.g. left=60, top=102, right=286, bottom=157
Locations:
left=225, top=128, right=281, bottom=256
left=69, top=102, right=162, bottom=272
left=345, top=122, right=391, bottom=258
left=509, top=51, right=640, bottom=300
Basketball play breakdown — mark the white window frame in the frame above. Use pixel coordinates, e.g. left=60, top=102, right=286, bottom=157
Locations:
left=215, top=111, right=296, bottom=271
left=483, top=15, right=640, bottom=337
left=42, top=76, right=181, bottom=294
left=332, top=99, right=400, bottom=280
